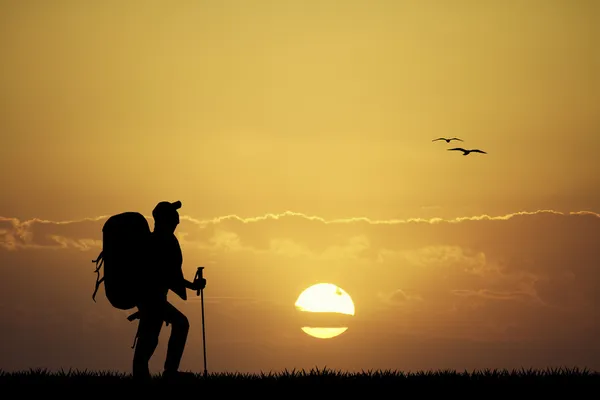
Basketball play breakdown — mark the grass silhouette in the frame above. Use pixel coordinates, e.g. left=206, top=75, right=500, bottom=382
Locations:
left=1, top=366, right=597, bottom=390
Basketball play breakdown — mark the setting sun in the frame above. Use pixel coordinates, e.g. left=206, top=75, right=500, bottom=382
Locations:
left=300, top=327, right=349, bottom=339
left=295, top=283, right=355, bottom=339
left=295, top=283, right=355, bottom=315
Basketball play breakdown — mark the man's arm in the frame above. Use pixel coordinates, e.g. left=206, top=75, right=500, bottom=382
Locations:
left=185, top=277, right=206, bottom=291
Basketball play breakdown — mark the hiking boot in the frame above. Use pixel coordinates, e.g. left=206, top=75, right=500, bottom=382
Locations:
left=162, top=370, right=197, bottom=382
left=132, top=370, right=152, bottom=383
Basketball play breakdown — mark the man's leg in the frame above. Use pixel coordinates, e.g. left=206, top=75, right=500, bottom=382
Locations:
left=132, top=304, right=164, bottom=379
left=162, top=301, right=190, bottom=374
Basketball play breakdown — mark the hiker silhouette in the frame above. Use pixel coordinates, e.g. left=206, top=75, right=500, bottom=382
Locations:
left=131, top=200, right=206, bottom=381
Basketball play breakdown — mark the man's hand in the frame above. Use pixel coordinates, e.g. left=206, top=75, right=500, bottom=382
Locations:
left=192, top=278, right=207, bottom=291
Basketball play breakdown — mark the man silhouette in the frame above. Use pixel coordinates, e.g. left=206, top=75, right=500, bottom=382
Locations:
left=132, top=200, right=206, bottom=381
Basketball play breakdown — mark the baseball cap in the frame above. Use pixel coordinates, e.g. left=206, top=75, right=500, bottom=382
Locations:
left=152, top=200, right=182, bottom=220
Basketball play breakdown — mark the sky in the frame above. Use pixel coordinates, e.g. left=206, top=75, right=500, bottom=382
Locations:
left=1, top=0, right=599, bottom=374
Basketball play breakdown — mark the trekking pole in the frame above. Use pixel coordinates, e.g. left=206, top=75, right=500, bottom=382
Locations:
left=195, top=266, right=208, bottom=377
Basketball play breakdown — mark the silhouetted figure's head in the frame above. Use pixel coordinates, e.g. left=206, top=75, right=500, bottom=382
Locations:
left=152, top=201, right=181, bottom=234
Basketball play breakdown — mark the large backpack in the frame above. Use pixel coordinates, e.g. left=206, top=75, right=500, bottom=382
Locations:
left=92, top=212, right=152, bottom=311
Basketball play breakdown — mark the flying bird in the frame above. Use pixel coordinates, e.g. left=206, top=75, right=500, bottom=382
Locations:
left=448, top=148, right=487, bottom=156
left=432, top=137, right=463, bottom=143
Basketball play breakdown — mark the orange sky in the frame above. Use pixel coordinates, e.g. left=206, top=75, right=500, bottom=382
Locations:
left=1, top=0, right=599, bottom=374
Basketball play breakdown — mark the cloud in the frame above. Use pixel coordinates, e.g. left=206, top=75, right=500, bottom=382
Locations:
left=451, top=289, right=540, bottom=303
left=183, top=209, right=598, bottom=226
left=1, top=210, right=599, bottom=311
left=392, top=245, right=488, bottom=271
left=1, top=209, right=600, bottom=327
left=2, top=209, right=598, bottom=251
left=0, top=215, right=110, bottom=251
left=379, top=289, right=424, bottom=305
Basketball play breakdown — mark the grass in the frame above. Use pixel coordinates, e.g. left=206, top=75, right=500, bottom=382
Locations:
left=1, top=367, right=597, bottom=393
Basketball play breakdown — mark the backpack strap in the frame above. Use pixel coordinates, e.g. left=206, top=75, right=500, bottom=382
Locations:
left=92, top=252, right=105, bottom=302
left=131, top=324, right=140, bottom=349
left=127, top=311, right=140, bottom=321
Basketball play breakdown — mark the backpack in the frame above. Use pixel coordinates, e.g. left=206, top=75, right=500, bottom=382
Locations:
left=92, top=211, right=152, bottom=311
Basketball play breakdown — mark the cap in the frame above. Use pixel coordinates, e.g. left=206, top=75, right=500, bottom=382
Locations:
left=152, top=200, right=182, bottom=220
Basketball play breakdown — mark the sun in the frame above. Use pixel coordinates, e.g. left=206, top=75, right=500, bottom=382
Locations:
left=295, top=283, right=355, bottom=339
left=300, top=327, right=349, bottom=339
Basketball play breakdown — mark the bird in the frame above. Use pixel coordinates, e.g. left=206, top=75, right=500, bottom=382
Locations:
left=432, top=137, right=463, bottom=143
left=448, top=147, right=487, bottom=156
